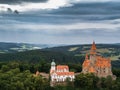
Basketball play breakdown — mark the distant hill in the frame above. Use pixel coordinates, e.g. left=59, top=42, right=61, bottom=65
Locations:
left=0, top=43, right=119, bottom=68
left=44, top=44, right=120, bottom=61
left=0, top=42, right=56, bottom=53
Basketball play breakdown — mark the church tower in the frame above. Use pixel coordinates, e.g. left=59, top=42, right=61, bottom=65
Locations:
left=50, top=59, right=56, bottom=74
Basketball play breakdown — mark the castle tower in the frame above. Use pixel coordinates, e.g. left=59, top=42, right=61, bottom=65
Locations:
left=90, top=41, right=97, bottom=64
left=82, top=53, right=90, bottom=73
left=50, top=59, right=56, bottom=74
left=82, top=41, right=116, bottom=79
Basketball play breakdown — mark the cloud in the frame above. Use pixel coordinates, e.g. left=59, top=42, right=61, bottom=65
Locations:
left=0, top=0, right=120, bottom=12
left=0, top=1, right=120, bottom=44
left=0, top=23, right=119, bottom=44
left=0, top=15, right=120, bottom=42
left=0, top=19, right=120, bottom=33
left=79, top=0, right=119, bottom=2
left=0, top=0, right=48, bottom=4
left=0, top=17, right=120, bottom=44
left=51, top=2, right=120, bottom=15
left=0, top=0, right=72, bottom=12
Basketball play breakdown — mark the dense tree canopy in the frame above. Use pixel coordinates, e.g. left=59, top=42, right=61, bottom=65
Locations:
left=0, top=61, right=120, bottom=90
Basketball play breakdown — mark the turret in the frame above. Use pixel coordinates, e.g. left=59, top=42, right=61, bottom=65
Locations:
left=90, top=41, right=97, bottom=55
left=90, top=41, right=97, bottom=64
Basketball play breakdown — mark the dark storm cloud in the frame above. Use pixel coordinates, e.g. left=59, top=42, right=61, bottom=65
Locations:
left=17, top=1, right=120, bottom=21
left=49, top=2, right=120, bottom=21
left=0, top=0, right=48, bottom=4
left=52, top=2, right=120, bottom=15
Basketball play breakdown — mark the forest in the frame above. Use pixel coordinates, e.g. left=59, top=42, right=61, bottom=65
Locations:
left=0, top=61, right=120, bottom=90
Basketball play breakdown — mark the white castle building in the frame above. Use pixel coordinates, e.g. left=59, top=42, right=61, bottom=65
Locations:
left=50, top=60, right=75, bottom=82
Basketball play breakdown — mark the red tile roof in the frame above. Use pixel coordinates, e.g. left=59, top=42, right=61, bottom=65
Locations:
left=56, top=72, right=74, bottom=76
left=56, top=65, right=69, bottom=70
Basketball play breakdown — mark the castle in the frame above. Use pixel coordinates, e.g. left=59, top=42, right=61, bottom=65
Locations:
left=35, top=41, right=115, bottom=83
left=82, top=41, right=115, bottom=78
left=50, top=60, right=75, bottom=82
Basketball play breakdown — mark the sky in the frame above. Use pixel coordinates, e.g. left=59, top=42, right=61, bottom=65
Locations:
left=0, top=0, right=120, bottom=45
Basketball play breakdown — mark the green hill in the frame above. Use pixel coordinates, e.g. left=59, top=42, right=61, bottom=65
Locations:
left=44, top=44, right=120, bottom=61
left=0, top=42, right=54, bottom=53
left=0, top=43, right=120, bottom=67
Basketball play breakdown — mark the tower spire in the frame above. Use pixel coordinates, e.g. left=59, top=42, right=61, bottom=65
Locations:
left=91, top=41, right=96, bottom=50
left=90, top=41, right=97, bottom=54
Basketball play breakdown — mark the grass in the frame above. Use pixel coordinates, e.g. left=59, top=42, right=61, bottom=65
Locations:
left=110, top=55, right=120, bottom=61
left=97, top=48, right=112, bottom=53
left=68, top=47, right=79, bottom=52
